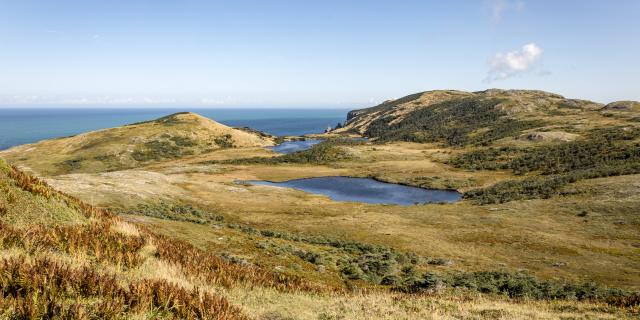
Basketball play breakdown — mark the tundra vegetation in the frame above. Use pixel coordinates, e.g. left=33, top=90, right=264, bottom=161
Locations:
left=1, top=89, right=639, bottom=318
left=0, top=161, right=638, bottom=319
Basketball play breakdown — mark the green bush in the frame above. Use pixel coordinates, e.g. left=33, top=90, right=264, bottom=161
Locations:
left=117, top=202, right=224, bottom=224
left=205, top=139, right=365, bottom=165
left=364, top=97, right=545, bottom=147
left=131, top=140, right=192, bottom=162
left=214, top=134, right=235, bottom=148
left=454, top=126, right=640, bottom=203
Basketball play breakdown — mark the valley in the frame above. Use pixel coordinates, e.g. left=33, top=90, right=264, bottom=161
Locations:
left=1, top=89, right=639, bottom=319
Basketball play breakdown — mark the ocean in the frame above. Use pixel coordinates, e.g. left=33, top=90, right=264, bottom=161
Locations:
left=0, top=108, right=350, bottom=151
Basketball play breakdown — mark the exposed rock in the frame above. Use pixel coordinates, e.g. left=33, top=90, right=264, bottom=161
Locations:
left=518, top=131, right=580, bottom=142
left=604, top=101, right=640, bottom=112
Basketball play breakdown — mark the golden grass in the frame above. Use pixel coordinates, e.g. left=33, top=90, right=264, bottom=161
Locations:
left=0, top=160, right=637, bottom=319
left=0, top=112, right=274, bottom=176
left=26, top=141, right=640, bottom=290
left=226, top=287, right=634, bottom=320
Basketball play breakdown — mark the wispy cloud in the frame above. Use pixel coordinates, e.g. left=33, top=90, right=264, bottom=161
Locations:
left=486, top=0, right=525, bottom=24
left=485, top=43, right=543, bottom=82
left=0, top=95, right=180, bottom=106
left=199, top=96, right=235, bottom=105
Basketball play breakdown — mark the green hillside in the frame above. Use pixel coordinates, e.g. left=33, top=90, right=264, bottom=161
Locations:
left=1, top=100, right=639, bottom=318
left=0, top=112, right=274, bottom=176
left=338, top=89, right=640, bottom=203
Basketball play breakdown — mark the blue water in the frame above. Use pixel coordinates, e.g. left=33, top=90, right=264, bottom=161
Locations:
left=269, top=139, right=323, bottom=154
left=248, top=177, right=462, bottom=205
left=0, top=108, right=348, bottom=150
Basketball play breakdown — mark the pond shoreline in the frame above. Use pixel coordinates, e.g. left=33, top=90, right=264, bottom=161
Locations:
left=239, top=176, right=462, bottom=206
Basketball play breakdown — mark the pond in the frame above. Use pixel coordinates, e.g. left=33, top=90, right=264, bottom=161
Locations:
left=268, top=139, right=323, bottom=154
left=246, top=176, right=461, bottom=206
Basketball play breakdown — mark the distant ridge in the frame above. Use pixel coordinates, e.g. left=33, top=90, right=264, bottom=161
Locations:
left=338, top=89, right=639, bottom=145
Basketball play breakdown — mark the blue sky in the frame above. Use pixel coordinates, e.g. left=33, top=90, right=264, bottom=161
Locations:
left=0, top=0, right=638, bottom=107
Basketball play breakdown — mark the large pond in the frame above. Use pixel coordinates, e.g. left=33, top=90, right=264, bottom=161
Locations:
left=246, top=176, right=462, bottom=205
left=269, top=139, right=323, bottom=154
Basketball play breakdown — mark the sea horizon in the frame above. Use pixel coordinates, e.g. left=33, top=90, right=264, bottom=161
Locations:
left=0, top=107, right=351, bottom=150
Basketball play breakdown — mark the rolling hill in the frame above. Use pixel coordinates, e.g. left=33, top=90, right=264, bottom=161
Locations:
left=337, top=89, right=640, bottom=204
left=1, top=96, right=639, bottom=318
left=0, top=112, right=274, bottom=175
left=338, top=89, right=636, bottom=144
left=1, top=158, right=637, bottom=319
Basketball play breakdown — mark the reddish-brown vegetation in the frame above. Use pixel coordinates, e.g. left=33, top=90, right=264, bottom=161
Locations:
left=148, top=229, right=326, bottom=293
left=1, top=164, right=324, bottom=318
left=0, top=221, right=144, bottom=268
left=0, top=256, right=247, bottom=319
left=7, top=164, right=113, bottom=220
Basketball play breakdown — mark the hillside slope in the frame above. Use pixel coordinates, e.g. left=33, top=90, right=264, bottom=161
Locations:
left=336, top=89, right=640, bottom=204
left=0, top=112, right=274, bottom=175
left=339, top=89, right=637, bottom=145
left=1, top=158, right=638, bottom=319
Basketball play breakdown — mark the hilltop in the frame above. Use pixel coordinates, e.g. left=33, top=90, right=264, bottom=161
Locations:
left=0, top=112, right=274, bottom=175
left=338, top=89, right=638, bottom=145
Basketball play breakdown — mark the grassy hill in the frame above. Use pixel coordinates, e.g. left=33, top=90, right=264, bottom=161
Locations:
left=338, top=89, right=640, bottom=204
left=1, top=99, right=640, bottom=318
left=339, top=89, right=635, bottom=144
left=1, top=158, right=638, bottom=319
left=0, top=112, right=274, bottom=176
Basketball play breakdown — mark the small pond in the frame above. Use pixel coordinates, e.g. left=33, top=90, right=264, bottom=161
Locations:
left=269, top=139, right=323, bottom=154
left=246, top=176, right=461, bottom=206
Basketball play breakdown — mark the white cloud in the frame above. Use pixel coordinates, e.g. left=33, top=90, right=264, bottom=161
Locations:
left=485, top=43, right=543, bottom=82
left=486, top=0, right=525, bottom=23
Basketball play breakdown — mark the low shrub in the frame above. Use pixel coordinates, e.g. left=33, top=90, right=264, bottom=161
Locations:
left=205, top=139, right=364, bottom=165
left=214, top=134, right=235, bottom=148
left=117, top=201, right=224, bottom=225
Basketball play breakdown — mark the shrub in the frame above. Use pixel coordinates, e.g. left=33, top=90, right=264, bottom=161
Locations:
left=170, top=135, right=197, bottom=147
left=118, top=201, right=224, bottom=225
left=364, top=97, right=545, bottom=147
left=205, top=138, right=364, bottom=165
left=214, top=134, right=235, bottom=148
left=395, top=272, right=446, bottom=294
left=57, top=158, right=84, bottom=172
left=131, top=140, right=189, bottom=162
left=145, top=229, right=322, bottom=292
left=455, top=127, right=640, bottom=203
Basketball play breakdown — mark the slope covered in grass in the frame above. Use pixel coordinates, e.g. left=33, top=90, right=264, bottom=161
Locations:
left=1, top=159, right=638, bottom=319
left=0, top=112, right=274, bottom=175
left=0, top=158, right=312, bottom=319
left=339, top=89, right=640, bottom=203
left=339, top=89, right=635, bottom=146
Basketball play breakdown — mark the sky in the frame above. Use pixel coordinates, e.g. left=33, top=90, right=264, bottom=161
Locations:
left=0, top=0, right=638, bottom=107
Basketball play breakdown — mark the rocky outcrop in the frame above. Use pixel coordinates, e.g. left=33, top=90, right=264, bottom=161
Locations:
left=604, top=101, right=640, bottom=112
left=518, top=131, right=580, bottom=142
